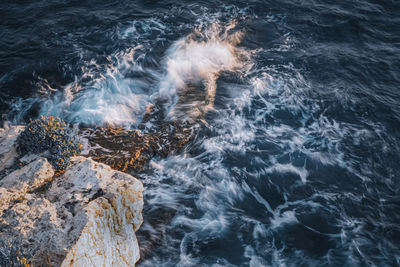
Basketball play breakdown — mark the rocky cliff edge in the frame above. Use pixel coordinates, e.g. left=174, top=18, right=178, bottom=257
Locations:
left=0, top=126, right=144, bottom=266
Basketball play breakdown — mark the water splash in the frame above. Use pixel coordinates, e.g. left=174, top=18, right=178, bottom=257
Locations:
left=157, top=22, right=246, bottom=120
left=38, top=21, right=246, bottom=126
left=39, top=45, right=154, bottom=126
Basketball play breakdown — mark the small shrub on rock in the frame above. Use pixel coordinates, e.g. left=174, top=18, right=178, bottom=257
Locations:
left=18, top=116, right=82, bottom=172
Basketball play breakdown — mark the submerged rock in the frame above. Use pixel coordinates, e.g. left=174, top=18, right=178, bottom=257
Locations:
left=82, top=120, right=193, bottom=173
left=0, top=128, right=144, bottom=266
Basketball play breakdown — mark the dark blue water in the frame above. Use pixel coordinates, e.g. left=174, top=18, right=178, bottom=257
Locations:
left=1, top=0, right=400, bottom=265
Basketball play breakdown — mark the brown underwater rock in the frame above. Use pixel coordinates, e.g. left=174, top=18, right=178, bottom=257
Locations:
left=82, top=121, right=193, bottom=173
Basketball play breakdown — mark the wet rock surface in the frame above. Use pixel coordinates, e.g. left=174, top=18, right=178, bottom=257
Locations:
left=82, top=120, right=194, bottom=173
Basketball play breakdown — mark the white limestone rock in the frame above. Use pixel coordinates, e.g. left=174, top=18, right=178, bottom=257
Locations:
left=0, top=155, right=144, bottom=266
left=0, top=126, right=24, bottom=172
left=49, top=156, right=144, bottom=266
left=0, top=157, right=54, bottom=192
left=0, top=187, right=65, bottom=265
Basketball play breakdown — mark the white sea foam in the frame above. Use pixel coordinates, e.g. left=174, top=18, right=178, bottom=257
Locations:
left=137, top=19, right=368, bottom=264
left=40, top=45, right=154, bottom=126
left=39, top=21, right=245, bottom=126
left=264, top=163, right=309, bottom=183
left=155, top=22, right=247, bottom=120
left=158, top=37, right=239, bottom=98
left=270, top=210, right=299, bottom=227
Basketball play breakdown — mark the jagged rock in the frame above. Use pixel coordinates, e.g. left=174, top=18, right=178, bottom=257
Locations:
left=0, top=157, right=54, bottom=192
left=0, top=126, right=24, bottom=173
left=0, top=187, right=63, bottom=265
left=0, top=155, right=144, bottom=266
left=49, top=156, right=144, bottom=266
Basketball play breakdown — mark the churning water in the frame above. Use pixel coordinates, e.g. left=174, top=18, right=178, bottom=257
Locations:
left=1, top=0, right=400, bottom=265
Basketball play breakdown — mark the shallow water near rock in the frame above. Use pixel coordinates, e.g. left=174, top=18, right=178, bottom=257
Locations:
left=1, top=0, right=400, bottom=265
